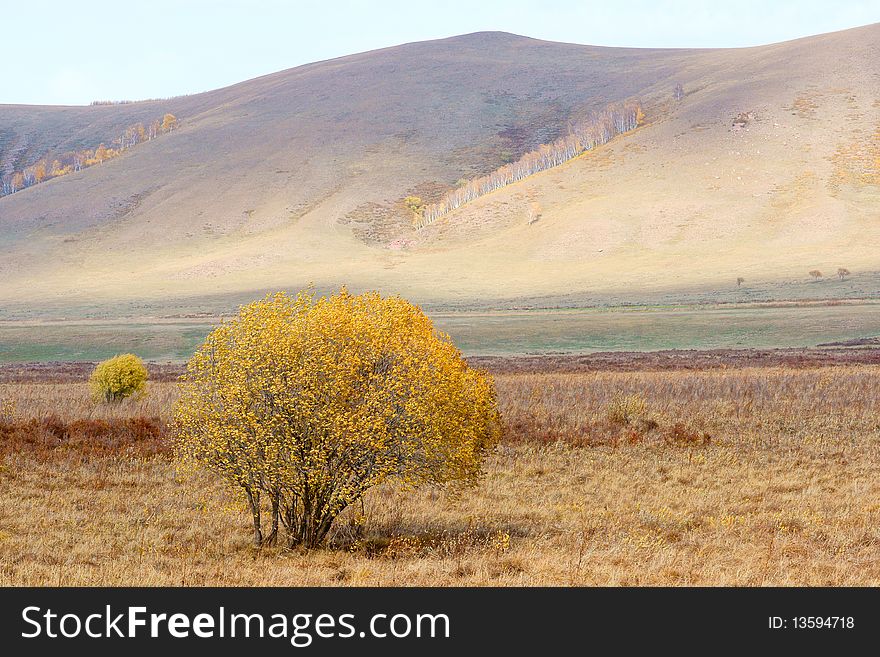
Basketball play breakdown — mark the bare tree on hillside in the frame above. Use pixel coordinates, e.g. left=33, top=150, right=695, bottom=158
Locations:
left=736, top=277, right=745, bottom=287
left=837, top=267, right=851, bottom=280
left=809, top=270, right=823, bottom=281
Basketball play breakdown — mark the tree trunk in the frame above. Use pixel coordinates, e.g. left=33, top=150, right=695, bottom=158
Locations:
left=244, top=487, right=262, bottom=548
left=286, top=510, right=338, bottom=549
left=264, top=493, right=280, bottom=547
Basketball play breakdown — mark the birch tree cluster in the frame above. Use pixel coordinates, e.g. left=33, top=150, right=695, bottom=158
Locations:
left=416, top=100, right=644, bottom=229
left=1, top=113, right=178, bottom=197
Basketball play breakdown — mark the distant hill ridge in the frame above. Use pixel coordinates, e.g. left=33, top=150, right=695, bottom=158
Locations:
left=0, top=26, right=879, bottom=314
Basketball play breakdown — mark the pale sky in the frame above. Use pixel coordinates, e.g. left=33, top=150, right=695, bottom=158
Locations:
left=2, top=0, right=878, bottom=105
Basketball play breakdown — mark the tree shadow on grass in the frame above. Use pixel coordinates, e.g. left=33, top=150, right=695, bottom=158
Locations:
left=328, top=516, right=520, bottom=560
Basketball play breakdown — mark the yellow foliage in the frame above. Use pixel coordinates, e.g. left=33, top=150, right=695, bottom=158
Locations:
left=635, top=106, right=646, bottom=126
left=403, top=195, right=425, bottom=215
left=0, top=398, right=15, bottom=421
left=89, top=354, right=148, bottom=403
left=161, top=113, right=178, bottom=132
left=173, top=288, right=501, bottom=548
left=1, top=113, right=179, bottom=199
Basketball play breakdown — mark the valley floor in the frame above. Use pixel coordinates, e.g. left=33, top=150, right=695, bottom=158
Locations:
left=1, top=352, right=878, bottom=585
left=2, top=299, right=880, bottom=361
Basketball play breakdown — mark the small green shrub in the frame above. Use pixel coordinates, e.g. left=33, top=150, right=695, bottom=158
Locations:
left=89, top=354, right=148, bottom=403
left=606, top=394, right=649, bottom=426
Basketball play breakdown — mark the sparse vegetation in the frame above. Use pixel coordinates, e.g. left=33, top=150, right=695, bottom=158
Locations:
left=3, top=31, right=880, bottom=311
left=417, top=100, right=644, bottom=228
left=829, top=125, right=880, bottom=190
left=809, top=270, right=823, bottom=280
left=526, top=200, right=541, bottom=225
left=88, top=354, right=148, bottom=403
left=838, top=267, right=851, bottom=280
left=736, top=277, right=745, bottom=287
left=0, top=113, right=179, bottom=197
left=606, top=393, right=649, bottom=426
left=2, top=355, right=880, bottom=585
left=732, top=111, right=756, bottom=128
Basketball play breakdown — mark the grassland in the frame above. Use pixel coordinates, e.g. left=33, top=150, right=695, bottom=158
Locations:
left=2, top=300, right=880, bottom=362
left=1, top=353, right=878, bottom=586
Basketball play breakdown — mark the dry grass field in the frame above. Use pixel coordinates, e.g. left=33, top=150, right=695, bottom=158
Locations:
left=1, top=353, right=878, bottom=586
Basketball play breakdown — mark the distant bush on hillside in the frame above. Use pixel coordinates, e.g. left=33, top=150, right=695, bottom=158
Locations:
left=403, top=195, right=425, bottom=215
left=416, top=100, right=644, bottom=228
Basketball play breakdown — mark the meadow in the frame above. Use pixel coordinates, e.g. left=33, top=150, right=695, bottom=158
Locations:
left=1, top=352, right=878, bottom=586
left=3, top=300, right=880, bottom=361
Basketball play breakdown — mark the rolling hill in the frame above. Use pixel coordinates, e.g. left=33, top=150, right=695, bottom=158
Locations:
left=1, top=25, right=879, bottom=318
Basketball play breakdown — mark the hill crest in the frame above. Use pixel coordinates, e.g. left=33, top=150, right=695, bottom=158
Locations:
left=1, top=24, right=879, bottom=316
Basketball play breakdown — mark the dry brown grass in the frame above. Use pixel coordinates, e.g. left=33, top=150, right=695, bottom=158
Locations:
left=1, top=363, right=879, bottom=585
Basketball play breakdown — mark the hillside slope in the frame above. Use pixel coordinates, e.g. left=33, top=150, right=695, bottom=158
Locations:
left=0, top=26, right=878, bottom=316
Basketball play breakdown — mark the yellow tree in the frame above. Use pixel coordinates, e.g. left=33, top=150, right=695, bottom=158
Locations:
left=89, top=354, right=149, bottom=403
left=33, top=160, right=47, bottom=183
left=174, top=289, right=501, bottom=548
left=161, top=113, right=178, bottom=132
